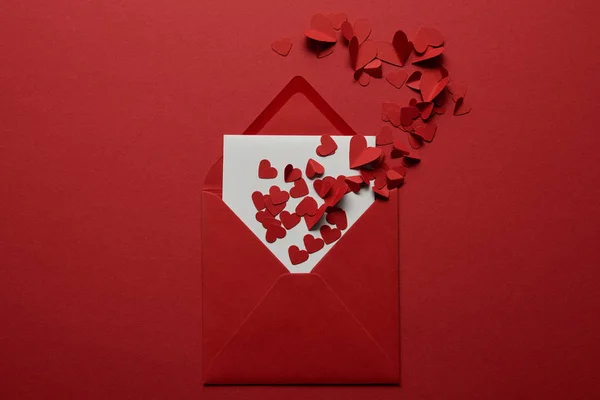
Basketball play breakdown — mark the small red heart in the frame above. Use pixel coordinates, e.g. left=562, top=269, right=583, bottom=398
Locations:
left=324, top=184, right=347, bottom=208
left=373, top=186, right=390, bottom=199
left=280, top=211, right=301, bottom=230
left=420, top=72, right=449, bottom=103
left=376, top=126, right=394, bottom=146
left=288, top=245, right=309, bottom=265
left=295, top=196, right=318, bottom=217
left=360, top=169, right=374, bottom=183
left=364, top=59, right=382, bottom=78
left=403, top=152, right=421, bottom=166
left=406, top=71, right=422, bottom=90
left=413, top=27, right=444, bottom=54
left=259, top=215, right=280, bottom=229
left=386, top=69, right=408, bottom=89
left=303, top=13, right=337, bottom=43
left=265, top=223, right=286, bottom=243
left=313, top=179, right=332, bottom=199
left=271, top=38, right=293, bottom=57
left=413, top=122, right=437, bottom=142
left=353, top=18, right=372, bottom=44
left=350, top=39, right=378, bottom=71
left=304, top=204, right=327, bottom=230
left=258, top=159, right=277, bottom=179
left=345, top=175, right=364, bottom=193
left=340, top=20, right=354, bottom=41
left=305, top=158, right=325, bottom=179
left=357, top=71, right=371, bottom=87
left=303, top=234, right=325, bottom=254
left=400, top=107, right=420, bottom=127
left=316, top=134, right=338, bottom=157
left=433, top=104, right=447, bottom=116
left=376, top=41, right=401, bottom=67
left=408, top=132, right=423, bottom=149
left=447, top=81, right=468, bottom=102
left=412, top=46, right=444, bottom=64
left=284, top=164, right=302, bottom=182
left=454, top=97, right=472, bottom=116
left=349, top=135, right=367, bottom=168
left=251, top=191, right=266, bottom=211
left=387, top=169, right=405, bottom=189
left=320, top=225, right=342, bottom=244
left=391, top=140, right=410, bottom=158
left=255, top=210, right=270, bottom=224
left=264, top=196, right=286, bottom=216
left=335, top=175, right=349, bottom=193
left=269, top=185, right=290, bottom=205
left=325, top=207, right=347, bottom=230
left=373, top=169, right=387, bottom=190
left=392, top=30, right=413, bottom=66
left=415, top=101, right=434, bottom=120
left=290, top=178, right=309, bottom=198
left=350, top=147, right=382, bottom=169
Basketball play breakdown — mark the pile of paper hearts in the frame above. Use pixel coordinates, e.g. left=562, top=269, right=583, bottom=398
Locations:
left=253, top=134, right=413, bottom=266
left=272, top=13, right=472, bottom=156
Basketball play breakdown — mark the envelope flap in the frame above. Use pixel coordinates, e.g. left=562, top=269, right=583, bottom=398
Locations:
left=203, top=76, right=356, bottom=193
left=205, top=274, right=398, bottom=384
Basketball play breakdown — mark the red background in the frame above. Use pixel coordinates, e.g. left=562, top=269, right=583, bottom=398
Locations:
left=1, top=0, right=600, bottom=398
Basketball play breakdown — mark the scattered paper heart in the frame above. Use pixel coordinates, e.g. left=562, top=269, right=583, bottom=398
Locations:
left=280, top=211, right=301, bottom=230
left=258, top=159, right=277, bottom=179
left=290, top=178, right=309, bottom=198
left=386, top=69, right=408, bottom=89
left=316, top=134, right=338, bottom=156
left=288, top=245, right=309, bottom=265
left=320, top=225, right=342, bottom=244
left=284, top=164, right=302, bottom=182
left=303, top=234, right=325, bottom=254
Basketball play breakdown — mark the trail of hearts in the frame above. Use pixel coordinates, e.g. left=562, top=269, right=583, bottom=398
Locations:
left=271, top=13, right=472, bottom=171
left=253, top=134, right=409, bottom=266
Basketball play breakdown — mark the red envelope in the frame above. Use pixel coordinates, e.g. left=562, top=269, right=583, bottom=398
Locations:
left=202, top=77, right=400, bottom=384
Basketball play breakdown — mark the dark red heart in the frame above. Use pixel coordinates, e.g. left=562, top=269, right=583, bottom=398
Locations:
left=258, top=159, right=277, bottom=179
left=280, top=211, right=301, bottom=230
left=288, top=245, right=309, bottom=265
left=264, top=196, right=286, bottom=216
left=316, top=134, right=338, bottom=157
left=320, top=225, right=342, bottom=244
left=284, top=164, right=302, bottom=182
left=303, top=234, right=325, bottom=254
left=305, top=158, right=325, bottom=179
left=265, top=223, right=286, bottom=243
left=251, top=191, right=266, bottom=211
left=313, top=179, right=332, bottom=199
left=269, top=185, right=290, bottom=205
left=295, top=196, right=318, bottom=217
left=290, top=178, right=309, bottom=198
left=325, top=207, right=347, bottom=230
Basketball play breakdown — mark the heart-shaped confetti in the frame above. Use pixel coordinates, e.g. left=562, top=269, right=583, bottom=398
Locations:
left=265, top=223, right=287, bottom=243
left=305, top=158, right=324, bottom=179
left=271, top=38, right=293, bottom=57
left=303, top=234, right=325, bottom=254
left=420, top=73, right=449, bottom=102
left=391, top=140, right=410, bottom=158
left=314, top=178, right=332, bottom=198
left=364, top=59, right=382, bottom=78
left=326, top=207, right=347, bottom=230
left=403, top=152, right=421, bottom=166
left=447, top=81, right=468, bottom=102
left=413, top=121, right=437, bottom=142
left=304, top=204, right=327, bottom=230
left=269, top=185, right=290, bottom=205
left=280, top=211, right=301, bottom=230
left=320, top=225, right=342, bottom=244
left=376, top=41, right=402, bottom=66
left=290, top=178, right=309, bottom=198
left=316, top=134, right=338, bottom=156
left=284, top=164, right=302, bottom=182
left=413, top=27, right=444, bottom=54
left=406, top=71, right=422, bottom=90
left=295, top=196, right=318, bottom=217
left=373, top=169, right=387, bottom=190
left=350, top=39, right=378, bottom=71
left=412, top=46, right=445, bottom=63
left=407, top=133, right=423, bottom=149
left=454, top=96, right=472, bottom=116
left=358, top=72, right=371, bottom=87
left=288, top=245, right=309, bottom=265
left=264, top=196, right=286, bottom=216
left=386, top=69, right=408, bottom=89
left=304, top=13, right=337, bottom=43
left=345, top=175, right=364, bottom=193
left=387, top=169, right=405, bottom=189
left=376, top=126, right=394, bottom=146
left=353, top=18, right=372, bottom=44
left=373, top=186, right=390, bottom=199
left=416, top=101, right=434, bottom=120
left=258, top=159, right=277, bottom=179
left=349, top=134, right=367, bottom=167
left=400, top=106, right=420, bottom=126
left=392, top=30, right=413, bottom=66
left=351, top=147, right=382, bottom=169
left=251, top=191, right=266, bottom=211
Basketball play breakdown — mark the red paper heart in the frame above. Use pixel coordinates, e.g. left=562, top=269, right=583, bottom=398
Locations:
left=305, top=158, right=324, bottom=179
left=413, top=122, right=437, bottom=142
left=324, top=184, right=347, bottom=208
left=295, top=196, right=318, bottom=217
left=454, top=97, right=472, bottom=116
left=406, top=71, right=422, bottom=90
left=327, top=13, right=347, bottom=30
left=352, top=147, right=382, bottom=169
left=364, top=59, right=382, bottom=79
left=360, top=169, right=374, bottom=183
left=255, top=210, right=269, bottom=224
left=434, top=104, right=447, bottom=116
left=373, top=186, right=390, bottom=199
left=313, top=179, right=332, bottom=199
left=391, top=140, right=410, bottom=158
left=320, top=225, right=342, bottom=244
left=400, top=106, right=420, bottom=126
left=349, top=134, right=367, bottom=168
left=376, top=126, right=394, bottom=146
left=387, top=169, right=405, bottom=189
left=416, top=101, right=434, bottom=120
left=351, top=39, right=378, bottom=71
left=345, top=175, right=364, bottom=193
left=304, top=13, right=337, bottom=43
left=392, top=30, right=413, bottom=66
left=376, top=41, right=402, bottom=66
left=420, top=73, right=449, bottom=103
left=258, top=159, right=277, bottom=179
left=269, top=185, right=290, bottom=205
left=288, top=245, right=309, bottom=265
left=284, top=164, right=302, bottom=182
left=412, top=46, right=445, bottom=63
left=386, top=69, right=408, bottom=89
left=413, top=27, right=444, bottom=54
left=265, top=223, right=286, bottom=243
left=251, top=191, right=266, bottom=211
left=357, top=72, right=370, bottom=87
left=373, top=169, right=387, bottom=190
left=403, top=152, right=421, bottom=166
left=353, top=18, right=371, bottom=44
left=325, top=207, right=347, bottom=230
left=304, top=204, right=327, bottom=230
left=303, top=234, right=325, bottom=254
left=289, top=178, right=308, bottom=198
left=280, top=211, right=301, bottom=230
left=316, top=134, right=338, bottom=157
left=264, top=196, right=286, bottom=216
left=408, top=133, right=423, bottom=149
left=271, top=38, right=293, bottom=57
left=340, top=20, right=354, bottom=41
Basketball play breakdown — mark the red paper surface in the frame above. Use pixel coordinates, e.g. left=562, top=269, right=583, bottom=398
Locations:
left=2, top=1, right=600, bottom=399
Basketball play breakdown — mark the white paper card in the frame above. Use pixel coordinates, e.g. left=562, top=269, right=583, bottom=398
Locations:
left=222, top=135, right=375, bottom=273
